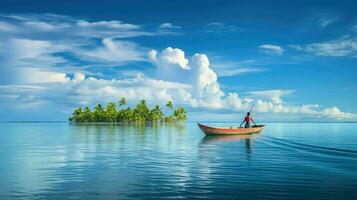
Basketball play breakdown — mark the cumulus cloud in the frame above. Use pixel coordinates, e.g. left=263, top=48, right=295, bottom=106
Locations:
left=322, top=107, right=353, bottom=119
left=259, top=44, right=285, bottom=55
left=1, top=45, right=354, bottom=120
left=149, top=47, right=190, bottom=70
left=17, top=68, right=70, bottom=83
left=0, top=72, right=192, bottom=108
left=248, top=90, right=295, bottom=104
left=147, top=47, right=354, bottom=120
left=0, top=13, right=354, bottom=121
left=73, top=72, right=86, bottom=82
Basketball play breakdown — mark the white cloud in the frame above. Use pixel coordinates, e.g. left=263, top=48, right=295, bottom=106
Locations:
left=149, top=47, right=190, bottom=70
left=148, top=49, right=158, bottom=62
left=76, top=20, right=140, bottom=29
left=259, top=44, right=285, bottom=55
left=209, top=60, right=265, bottom=77
left=248, top=90, right=295, bottom=104
left=8, top=39, right=56, bottom=59
left=158, top=23, right=181, bottom=29
left=322, top=107, right=353, bottom=119
left=17, top=68, right=70, bottom=83
left=0, top=14, right=157, bottom=39
left=24, top=21, right=70, bottom=31
left=217, top=68, right=264, bottom=77
left=0, top=21, right=17, bottom=31
left=73, top=38, right=146, bottom=64
left=191, top=54, right=223, bottom=101
left=73, top=72, right=85, bottom=82
left=7, top=38, right=66, bottom=60
left=0, top=14, right=182, bottom=72
left=1, top=46, right=353, bottom=121
left=290, top=35, right=357, bottom=57
left=319, top=17, right=337, bottom=29
left=0, top=13, right=354, bottom=121
left=2, top=38, right=68, bottom=70
left=205, top=22, right=240, bottom=34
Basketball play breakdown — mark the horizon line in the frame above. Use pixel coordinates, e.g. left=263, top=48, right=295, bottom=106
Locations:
left=1, top=121, right=356, bottom=124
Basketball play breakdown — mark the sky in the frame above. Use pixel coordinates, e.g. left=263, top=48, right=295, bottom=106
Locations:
left=0, top=0, right=356, bottom=122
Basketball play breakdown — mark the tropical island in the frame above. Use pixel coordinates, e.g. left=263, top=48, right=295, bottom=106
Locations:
left=69, top=97, right=187, bottom=123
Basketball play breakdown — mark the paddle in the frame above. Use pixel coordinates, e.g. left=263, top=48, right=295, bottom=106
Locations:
left=249, top=104, right=257, bottom=127
left=249, top=104, right=254, bottom=113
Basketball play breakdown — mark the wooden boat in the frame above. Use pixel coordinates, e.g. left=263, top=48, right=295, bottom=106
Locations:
left=197, top=123, right=265, bottom=135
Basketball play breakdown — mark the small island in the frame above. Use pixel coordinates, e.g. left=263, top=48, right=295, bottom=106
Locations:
left=69, top=97, right=187, bottom=123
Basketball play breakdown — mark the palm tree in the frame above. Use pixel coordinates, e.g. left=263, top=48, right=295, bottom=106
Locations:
left=133, top=100, right=149, bottom=122
left=106, top=102, right=116, bottom=122
left=83, top=106, right=93, bottom=122
left=70, top=107, right=84, bottom=122
left=123, top=108, right=133, bottom=122
left=173, top=106, right=187, bottom=121
left=149, top=105, right=164, bottom=122
left=93, top=104, right=105, bottom=122
left=69, top=99, right=187, bottom=123
left=165, top=100, right=174, bottom=122
left=166, top=100, right=173, bottom=111
left=119, top=97, right=127, bottom=107
left=116, top=97, right=127, bottom=122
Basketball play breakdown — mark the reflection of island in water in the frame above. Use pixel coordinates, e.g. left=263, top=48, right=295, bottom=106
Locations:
left=200, top=134, right=260, bottom=159
left=69, top=123, right=187, bottom=146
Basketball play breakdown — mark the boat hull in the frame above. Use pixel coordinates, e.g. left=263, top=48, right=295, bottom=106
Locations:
left=197, top=123, right=265, bottom=135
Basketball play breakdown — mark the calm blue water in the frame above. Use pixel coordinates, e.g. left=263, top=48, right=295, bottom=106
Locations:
left=0, top=123, right=357, bottom=200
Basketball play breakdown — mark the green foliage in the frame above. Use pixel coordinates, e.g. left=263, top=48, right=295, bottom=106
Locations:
left=119, top=97, right=126, bottom=107
left=166, top=101, right=173, bottom=110
left=69, top=98, right=187, bottom=123
left=174, top=106, right=187, bottom=121
left=93, top=104, right=105, bottom=122
left=106, top=102, right=116, bottom=122
left=165, top=115, right=175, bottom=122
left=149, top=105, right=164, bottom=122
left=83, top=107, right=93, bottom=122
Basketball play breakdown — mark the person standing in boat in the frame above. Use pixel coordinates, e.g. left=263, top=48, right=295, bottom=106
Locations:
left=240, top=112, right=256, bottom=128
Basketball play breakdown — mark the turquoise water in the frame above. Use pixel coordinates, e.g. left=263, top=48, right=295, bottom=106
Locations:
left=0, top=123, right=357, bottom=199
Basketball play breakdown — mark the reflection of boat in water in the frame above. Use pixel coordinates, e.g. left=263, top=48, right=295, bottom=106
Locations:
left=197, top=123, right=265, bottom=135
left=201, top=134, right=255, bottom=143
left=200, top=134, right=258, bottom=159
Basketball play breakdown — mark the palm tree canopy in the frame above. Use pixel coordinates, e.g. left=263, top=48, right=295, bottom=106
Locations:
left=119, top=97, right=127, bottom=106
left=166, top=101, right=173, bottom=110
left=69, top=98, right=186, bottom=123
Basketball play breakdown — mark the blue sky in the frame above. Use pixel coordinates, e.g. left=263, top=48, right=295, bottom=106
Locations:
left=0, top=0, right=356, bottom=122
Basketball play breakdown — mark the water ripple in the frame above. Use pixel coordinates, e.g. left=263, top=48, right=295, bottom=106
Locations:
left=0, top=123, right=357, bottom=199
